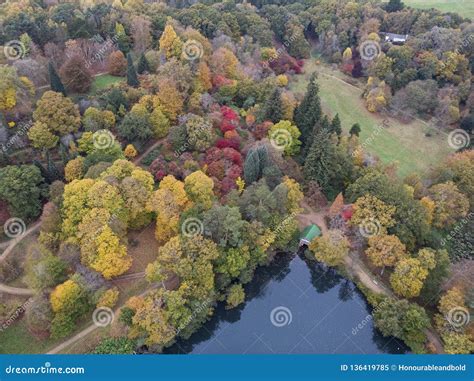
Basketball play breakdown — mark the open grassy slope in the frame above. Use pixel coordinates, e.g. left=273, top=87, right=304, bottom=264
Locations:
left=290, top=60, right=454, bottom=178
left=402, top=0, right=473, bottom=20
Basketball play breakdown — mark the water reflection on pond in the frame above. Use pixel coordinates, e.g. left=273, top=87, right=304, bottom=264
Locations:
left=165, top=252, right=408, bottom=354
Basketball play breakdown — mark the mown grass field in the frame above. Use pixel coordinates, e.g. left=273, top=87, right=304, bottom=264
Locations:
left=90, top=74, right=125, bottom=94
left=290, top=60, right=454, bottom=178
left=403, top=0, right=474, bottom=19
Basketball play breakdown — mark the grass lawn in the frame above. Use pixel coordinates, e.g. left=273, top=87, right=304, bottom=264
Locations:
left=290, top=59, right=455, bottom=178
left=90, top=74, right=125, bottom=94
left=402, top=0, right=474, bottom=20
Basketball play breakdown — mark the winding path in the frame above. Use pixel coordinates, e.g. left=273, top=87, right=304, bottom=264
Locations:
left=296, top=199, right=445, bottom=354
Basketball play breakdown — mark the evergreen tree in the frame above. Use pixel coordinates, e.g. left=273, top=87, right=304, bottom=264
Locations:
left=303, top=129, right=337, bottom=197
left=261, top=88, right=283, bottom=123
left=33, top=159, right=52, bottom=183
left=47, top=152, right=62, bottom=182
left=294, top=73, right=322, bottom=148
left=137, top=53, right=150, bottom=74
left=386, top=0, right=404, bottom=12
left=349, top=123, right=361, bottom=136
left=328, top=114, right=342, bottom=136
left=48, top=62, right=66, bottom=96
left=303, top=115, right=329, bottom=160
left=243, top=144, right=268, bottom=184
left=126, top=53, right=139, bottom=87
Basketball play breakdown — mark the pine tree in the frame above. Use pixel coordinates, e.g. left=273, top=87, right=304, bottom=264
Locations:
left=243, top=144, right=268, bottom=184
left=48, top=62, right=66, bottom=96
left=47, top=151, right=62, bottom=182
left=303, top=129, right=336, bottom=197
left=33, top=159, right=52, bottom=183
left=349, top=123, right=361, bottom=136
left=137, top=53, right=150, bottom=74
left=303, top=115, right=329, bottom=160
left=261, top=88, right=283, bottom=123
left=328, top=114, right=342, bottom=136
left=294, top=73, right=322, bottom=148
left=126, top=53, right=139, bottom=87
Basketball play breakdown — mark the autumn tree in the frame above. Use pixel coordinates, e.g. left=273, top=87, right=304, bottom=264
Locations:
left=329, top=193, right=344, bottom=219
left=184, top=170, right=214, bottom=209
left=33, top=91, right=80, bottom=136
left=50, top=279, right=89, bottom=338
left=365, top=234, right=406, bottom=274
left=28, top=121, right=59, bottom=150
left=309, top=229, right=350, bottom=267
left=82, top=107, right=116, bottom=132
left=64, top=157, right=85, bottom=182
left=159, top=24, right=183, bottom=59
left=390, top=257, right=429, bottom=298
left=350, top=195, right=396, bottom=234
left=107, top=50, right=127, bottom=76
left=60, top=55, right=92, bottom=93
left=147, top=175, right=191, bottom=244
left=428, top=182, right=469, bottom=228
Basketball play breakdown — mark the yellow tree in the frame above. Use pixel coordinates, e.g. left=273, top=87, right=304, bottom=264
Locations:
left=390, top=257, right=428, bottom=298
left=147, top=175, right=191, bottom=244
left=156, top=79, right=183, bottom=121
left=64, top=157, right=85, bottom=182
left=27, top=121, right=59, bottom=150
left=309, top=229, right=350, bottom=267
left=350, top=195, right=396, bottom=233
left=282, top=176, right=303, bottom=214
left=329, top=192, right=344, bottom=218
left=33, top=91, right=80, bottom=135
left=50, top=280, right=84, bottom=313
left=184, top=170, right=214, bottom=209
left=365, top=234, right=406, bottom=274
left=92, top=227, right=131, bottom=279
left=159, top=24, right=183, bottom=59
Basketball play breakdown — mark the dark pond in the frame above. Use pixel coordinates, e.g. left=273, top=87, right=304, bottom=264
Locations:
left=165, top=251, right=409, bottom=354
